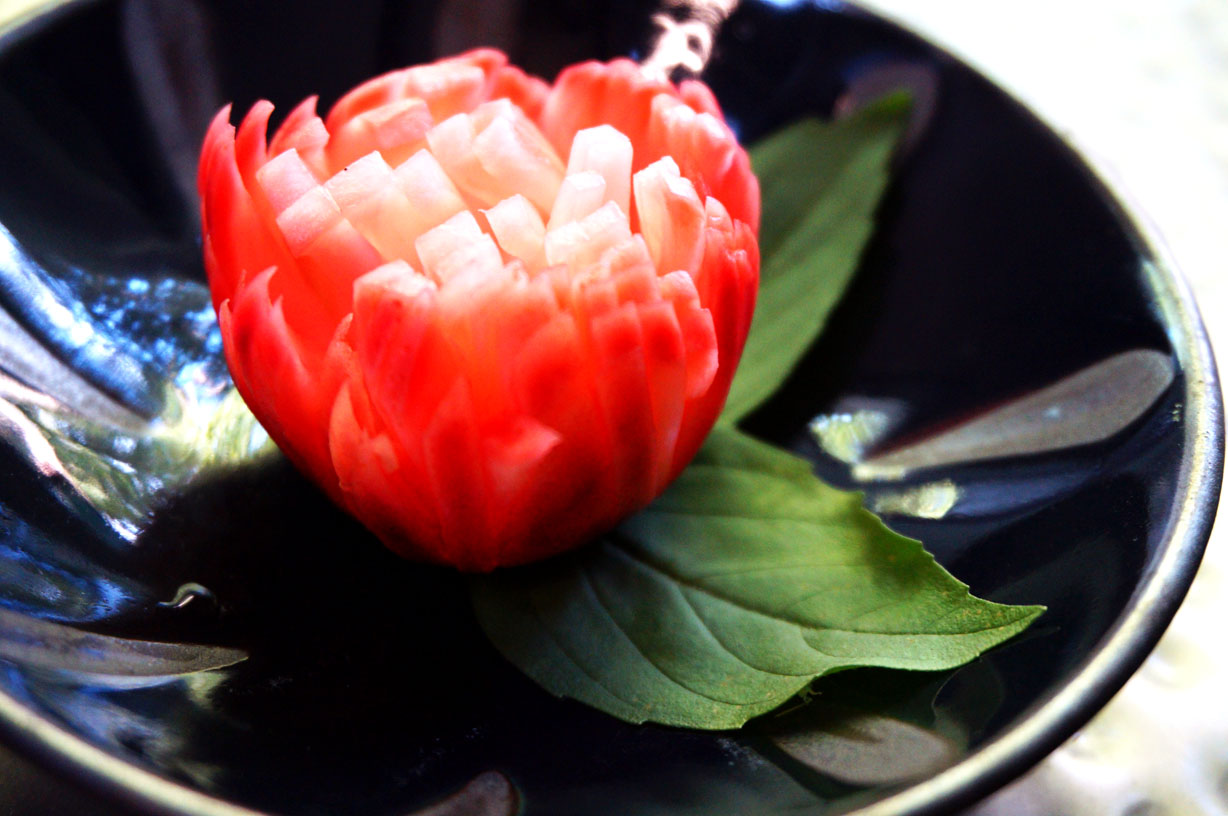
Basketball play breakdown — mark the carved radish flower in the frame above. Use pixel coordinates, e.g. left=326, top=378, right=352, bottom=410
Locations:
left=198, top=49, right=759, bottom=570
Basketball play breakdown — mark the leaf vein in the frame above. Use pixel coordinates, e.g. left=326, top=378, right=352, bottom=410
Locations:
left=675, top=586, right=824, bottom=680
left=618, top=543, right=1025, bottom=639
left=579, top=561, right=756, bottom=711
left=645, top=506, right=854, bottom=525
left=521, top=580, right=645, bottom=712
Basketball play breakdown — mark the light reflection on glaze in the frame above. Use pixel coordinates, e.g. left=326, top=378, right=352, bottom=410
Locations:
left=772, top=710, right=960, bottom=786
left=0, top=531, right=135, bottom=622
left=0, top=209, right=279, bottom=742
left=0, top=189, right=274, bottom=649
left=14, top=387, right=274, bottom=542
left=762, top=0, right=843, bottom=9
left=10, top=669, right=227, bottom=792
left=0, top=607, right=245, bottom=681
left=812, top=352, right=1175, bottom=522
left=0, top=223, right=158, bottom=415
left=870, top=479, right=961, bottom=519
left=157, top=583, right=217, bottom=612
left=808, top=408, right=894, bottom=464
left=854, top=349, right=1176, bottom=481
left=0, top=223, right=273, bottom=541
left=0, top=221, right=233, bottom=420
left=934, top=470, right=1089, bottom=519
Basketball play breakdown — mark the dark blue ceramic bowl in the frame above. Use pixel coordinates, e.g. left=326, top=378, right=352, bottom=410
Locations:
left=0, top=1, right=1220, bottom=815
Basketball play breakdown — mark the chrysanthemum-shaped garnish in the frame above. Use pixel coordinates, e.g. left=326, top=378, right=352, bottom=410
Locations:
left=198, top=49, right=759, bottom=570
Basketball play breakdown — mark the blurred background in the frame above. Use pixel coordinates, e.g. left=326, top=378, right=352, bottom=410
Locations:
left=853, top=2, right=1227, bottom=813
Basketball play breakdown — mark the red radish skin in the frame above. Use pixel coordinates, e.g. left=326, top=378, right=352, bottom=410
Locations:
left=199, top=49, right=760, bottom=570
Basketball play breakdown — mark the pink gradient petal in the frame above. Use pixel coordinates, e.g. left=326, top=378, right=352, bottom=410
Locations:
left=199, top=50, right=760, bottom=570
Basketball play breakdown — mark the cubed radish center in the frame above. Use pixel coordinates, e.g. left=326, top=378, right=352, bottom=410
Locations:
left=484, top=194, right=547, bottom=269
left=566, top=125, right=633, bottom=217
left=544, top=200, right=632, bottom=269
left=547, top=170, right=607, bottom=231
left=415, top=210, right=503, bottom=285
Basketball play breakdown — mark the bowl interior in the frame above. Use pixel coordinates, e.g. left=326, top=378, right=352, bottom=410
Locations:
left=0, top=2, right=1215, bottom=815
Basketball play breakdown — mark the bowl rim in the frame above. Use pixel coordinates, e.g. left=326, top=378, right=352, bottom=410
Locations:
left=0, top=1, right=1221, bottom=815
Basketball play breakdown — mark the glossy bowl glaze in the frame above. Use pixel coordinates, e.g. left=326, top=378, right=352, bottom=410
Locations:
left=0, top=1, right=1220, bottom=815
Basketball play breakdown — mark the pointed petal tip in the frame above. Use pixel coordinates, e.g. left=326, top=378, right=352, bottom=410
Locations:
left=200, top=51, right=761, bottom=571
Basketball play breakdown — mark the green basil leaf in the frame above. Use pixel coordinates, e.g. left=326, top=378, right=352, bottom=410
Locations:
left=721, top=93, right=910, bottom=422
left=472, top=428, right=1042, bottom=730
